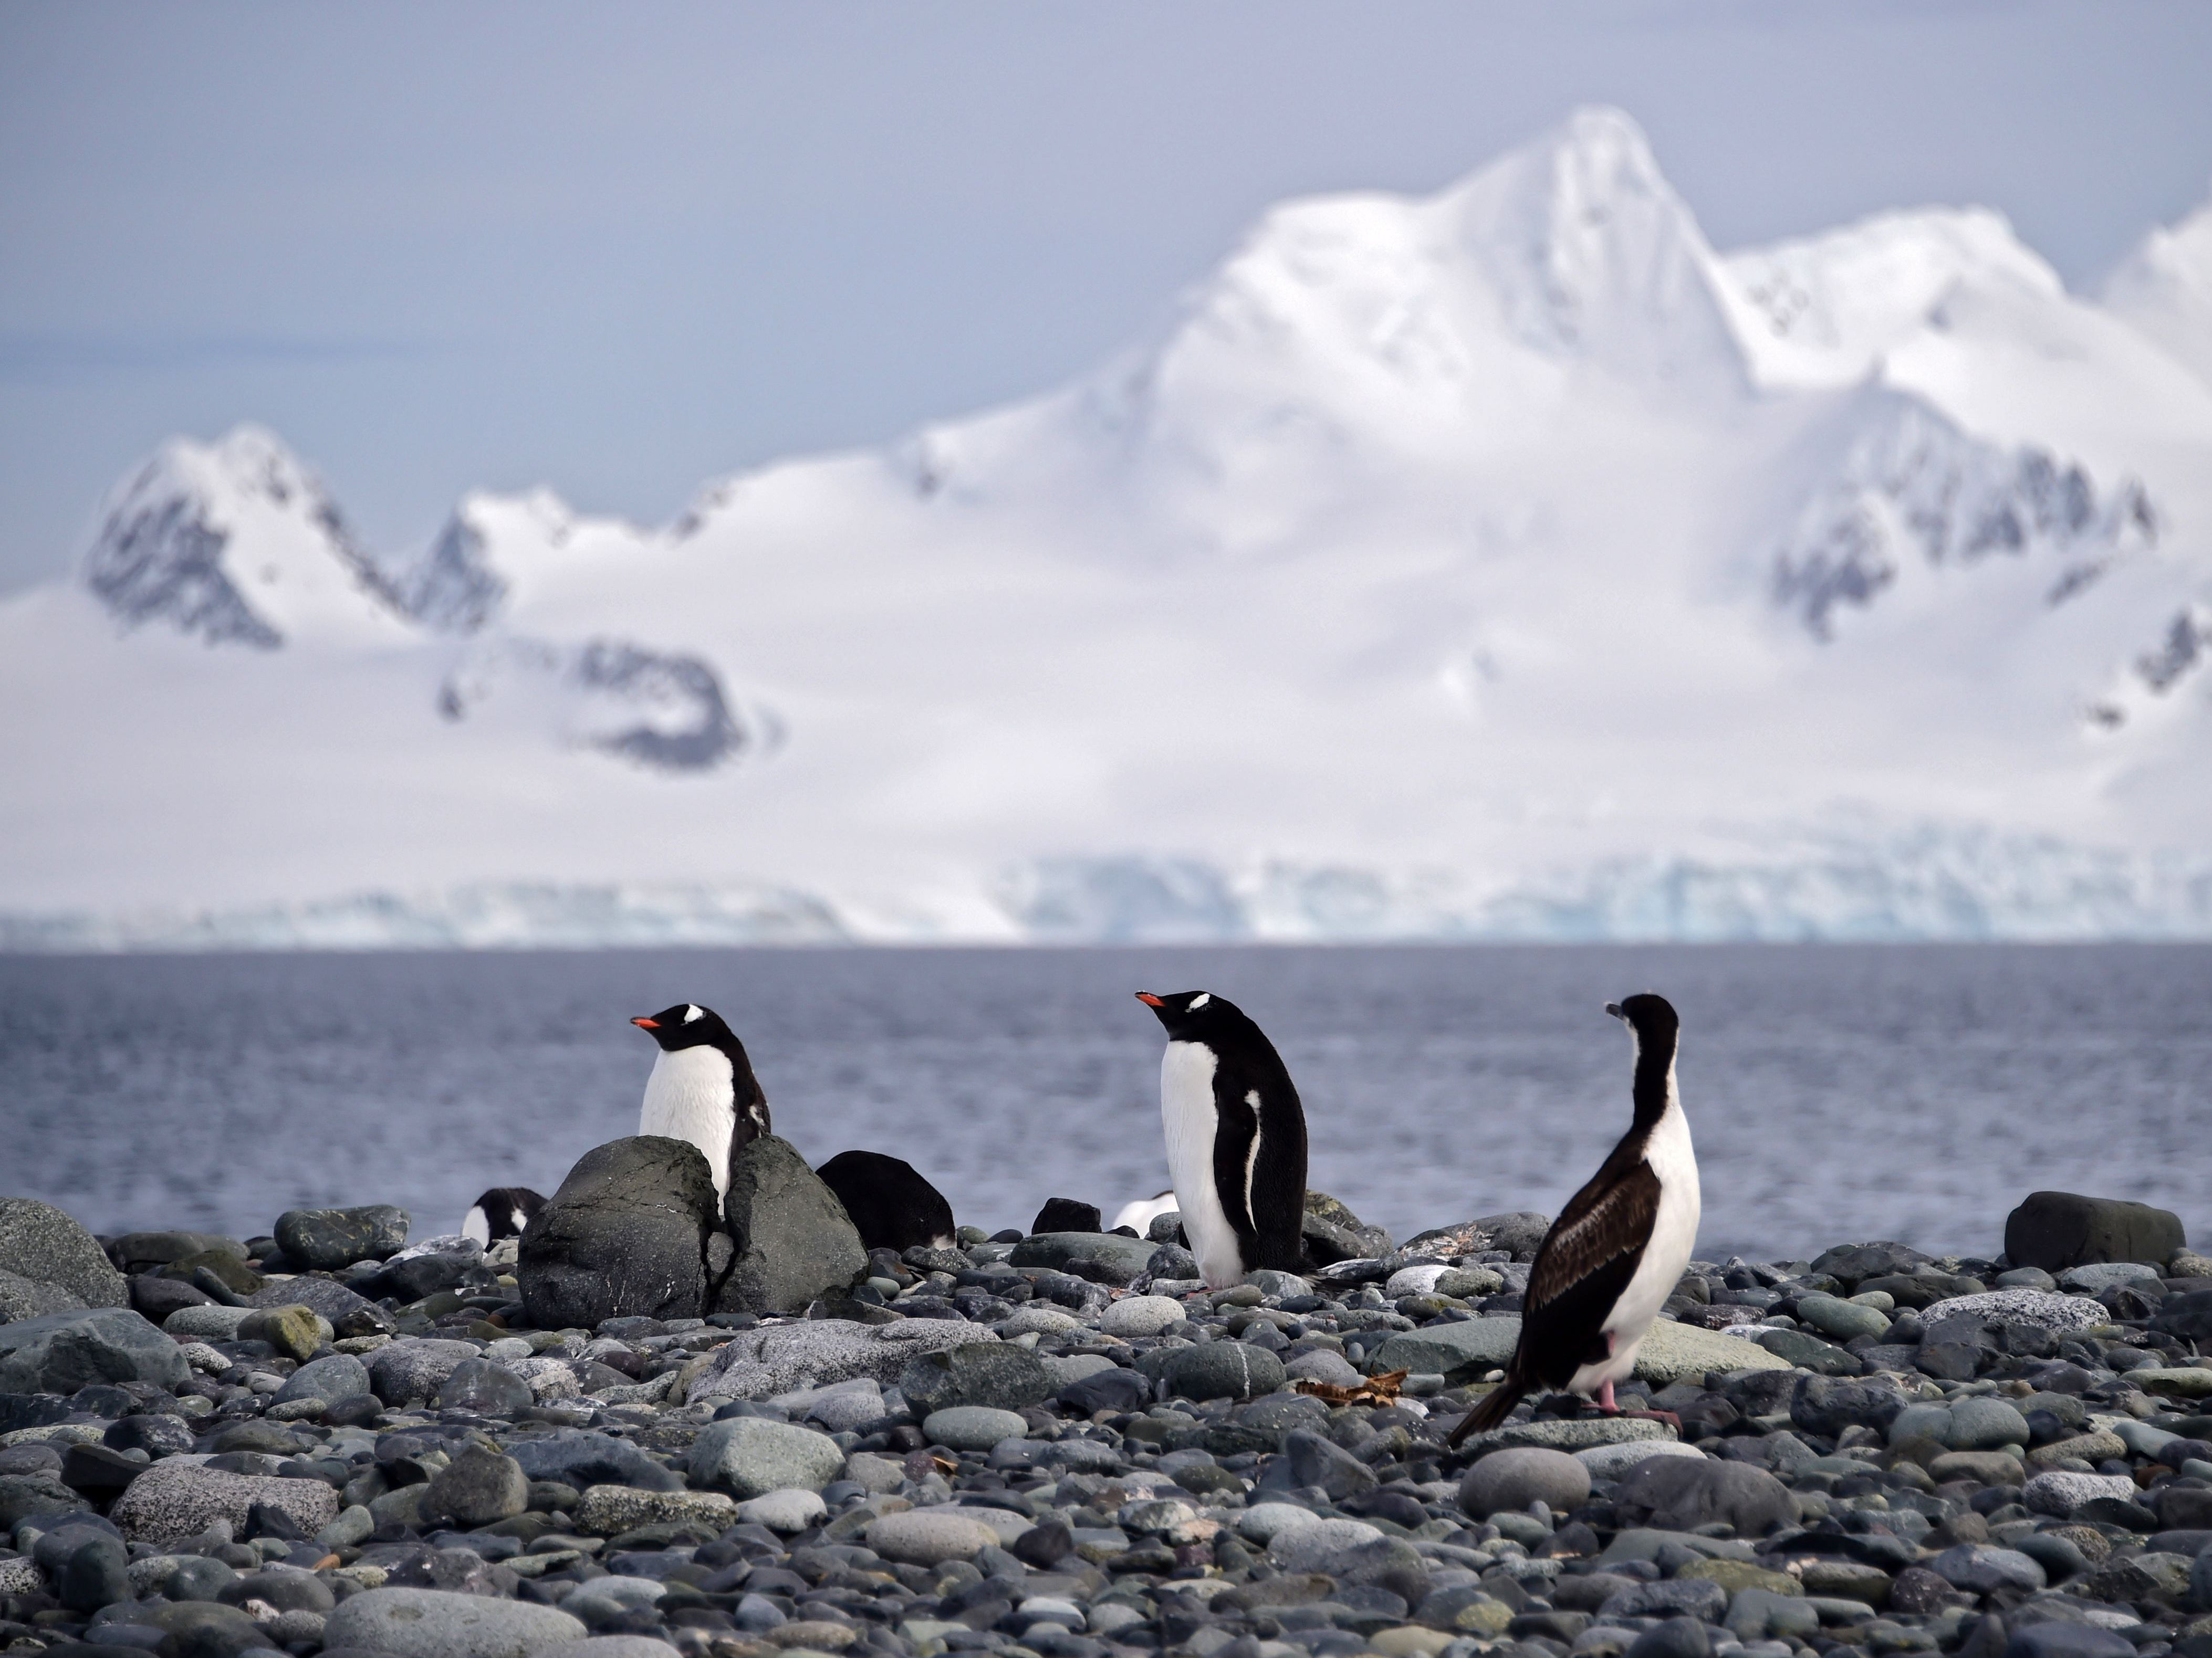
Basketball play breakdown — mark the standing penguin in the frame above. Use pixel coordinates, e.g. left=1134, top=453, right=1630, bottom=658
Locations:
left=1449, top=992, right=1700, bottom=1445
left=630, top=1003, right=771, bottom=1201
left=1134, top=991, right=1309, bottom=1289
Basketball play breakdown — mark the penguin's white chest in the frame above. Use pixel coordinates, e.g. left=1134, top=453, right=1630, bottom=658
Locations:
left=640, top=1046, right=738, bottom=1199
left=1161, top=1040, right=1244, bottom=1289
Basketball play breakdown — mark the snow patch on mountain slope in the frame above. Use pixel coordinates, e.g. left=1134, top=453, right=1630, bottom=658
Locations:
left=1719, top=208, right=2063, bottom=389
left=2104, top=185, right=2212, bottom=392
left=437, top=634, right=767, bottom=771
left=81, top=426, right=414, bottom=649
left=1769, top=392, right=2158, bottom=639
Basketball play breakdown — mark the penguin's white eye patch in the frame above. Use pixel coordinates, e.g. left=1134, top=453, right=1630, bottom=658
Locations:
left=1188, top=993, right=1211, bottom=1010
left=683, top=1004, right=704, bottom=1023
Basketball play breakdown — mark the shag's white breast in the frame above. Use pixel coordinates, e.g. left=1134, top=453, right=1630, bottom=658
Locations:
left=640, top=1045, right=739, bottom=1198
left=461, top=1205, right=490, bottom=1247
left=1575, top=1066, right=1701, bottom=1394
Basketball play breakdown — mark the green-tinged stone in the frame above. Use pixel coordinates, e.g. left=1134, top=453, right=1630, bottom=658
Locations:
left=1633, top=1321, right=1790, bottom=1384
left=1927, top=1451, right=2022, bottom=1485
left=2027, top=1430, right=2126, bottom=1468
left=1800, top=1559, right=1892, bottom=1607
left=1449, top=1595, right=1516, bottom=1635
left=1757, top=1327, right=1862, bottom=1375
left=238, top=1305, right=322, bottom=1362
left=1365, top=1318, right=1521, bottom=1382
left=1679, top=1559, right=1803, bottom=1596
left=2134, top=1367, right=2212, bottom=1398
left=1458, top=1415, right=1677, bottom=1454
left=573, top=1484, right=736, bottom=1537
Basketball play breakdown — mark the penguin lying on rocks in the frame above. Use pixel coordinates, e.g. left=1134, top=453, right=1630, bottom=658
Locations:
left=816, top=1150, right=956, bottom=1252
left=1134, top=990, right=1309, bottom=1289
left=1450, top=991, right=1700, bottom=1445
left=461, top=1187, right=544, bottom=1246
left=1112, top=1189, right=1178, bottom=1236
left=630, top=1002, right=770, bottom=1200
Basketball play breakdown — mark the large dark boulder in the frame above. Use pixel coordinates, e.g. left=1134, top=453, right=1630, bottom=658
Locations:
left=0, top=1393, right=71, bottom=1434
left=0, top=1307, right=190, bottom=1394
left=1301, top=1191, right=1395, bottom=1265
left=107, top=1232, right=248, bottom=1275
left=1009, top=1231, right=1156, bottom=1285
left=518, top=1136, right=721, bottom=1328
left=1058, top=1365, right=1152, bottom=1415
left=0, top=1198, right=128, bottom=1310
left=1282, top=1428, right=1380, bottom=1500
left=2152, top=1289, right=2212, bottom=1344
left=435, top=1356, right=533, bottom=1415
left=717, top=1134, right=867, bottom=1316
left=1811, top=1241, right=1933, bottom=1286
left=898, top=1342, right=1055, bottom=1414
left=0, top=1471, right=87, bottom=1528
left=508, top=1429, right=684, bottom=1492
left=157, top=1251, right=263, bottom=1302
left=129, top=1273, right=215, bottom=1323
left=1614, top=1455, right=1796, bottom=1535
left=2005, top=1192, right=2185, bottom=1273
left=816, top=1151, right=956, bottom=1253
left=1160, top=1341, right=1286, bottom=1401
left=1791, top=1373, right=1906, bottom=1439
left=1031, top=1198, right=1101, bottom=1234
left=273, top=1204, right=408, bottom=1271
left=0, top=1268, right=82, bottom=1324
left=246, top=1274, right=378, bottom=1326
left=366, top=1245, right=492, bottom=1305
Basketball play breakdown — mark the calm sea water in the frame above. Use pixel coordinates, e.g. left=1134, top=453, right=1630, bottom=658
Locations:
left=2, top=945, right=2207, bottom=1263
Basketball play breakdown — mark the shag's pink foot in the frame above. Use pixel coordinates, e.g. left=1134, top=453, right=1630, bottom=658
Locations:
left=1597, top=1380, right=1618, bottom=1413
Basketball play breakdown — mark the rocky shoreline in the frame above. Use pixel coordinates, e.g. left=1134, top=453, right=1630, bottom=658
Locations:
left=3, top=1187, right=2212, bottom=1658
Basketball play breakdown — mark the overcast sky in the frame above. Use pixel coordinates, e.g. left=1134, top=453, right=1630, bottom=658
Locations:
left=3, top=1, right=2209, bottom=594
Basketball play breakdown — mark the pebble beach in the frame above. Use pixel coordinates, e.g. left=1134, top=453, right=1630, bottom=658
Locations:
left=4, top=1183, right=2212, bottom=1658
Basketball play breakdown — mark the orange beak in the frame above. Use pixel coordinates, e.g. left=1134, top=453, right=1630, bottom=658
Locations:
left=1134, top=992, right=1164, bottom=1007
left=631, top=1016, right=660, bottom=1030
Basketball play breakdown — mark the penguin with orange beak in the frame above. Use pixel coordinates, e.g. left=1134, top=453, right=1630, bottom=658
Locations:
left=1133, top=990, right=1310, bottom=1289
left=630, top=1002, right=771, bottom=1200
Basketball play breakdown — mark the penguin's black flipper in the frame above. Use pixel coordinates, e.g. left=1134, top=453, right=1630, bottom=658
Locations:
left=1248, top=1100, right=1310, bottom=1273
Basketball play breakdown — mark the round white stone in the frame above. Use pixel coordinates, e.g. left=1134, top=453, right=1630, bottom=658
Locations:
left=1100, top=1295, right=1186, bottom=1337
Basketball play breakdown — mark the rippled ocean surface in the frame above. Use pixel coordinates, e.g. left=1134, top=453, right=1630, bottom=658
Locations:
left=2, top=944, right=2207, bottom=1262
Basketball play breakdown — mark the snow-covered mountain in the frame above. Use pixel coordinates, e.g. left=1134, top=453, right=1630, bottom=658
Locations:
left=5, top=107, right=2211, bottom=947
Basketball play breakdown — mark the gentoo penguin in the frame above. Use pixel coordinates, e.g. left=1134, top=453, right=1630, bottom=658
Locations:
left=461, top=1187, right=545, bottom=1246
left=1112, top=1190, right=1178, bottom=1236
left=1134, top=991, right=1309, bottom=1289
left=816, top=1150, right=956, bottom=1253
left=631, top=1002, right=771, bottom=1201
left=1449, top=992, right=1700, bottom=1446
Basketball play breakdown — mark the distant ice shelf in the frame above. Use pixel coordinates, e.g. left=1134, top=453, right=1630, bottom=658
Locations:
left=7, top=827, right=2208, bottom=951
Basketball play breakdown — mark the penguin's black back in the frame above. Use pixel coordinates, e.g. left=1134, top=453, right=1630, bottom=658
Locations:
left=816, top=1150, right=955, bottom=1253
left=468, top=1185, right=546, bottom=1242
left=1212, top=1036, right=1309, bottom=1274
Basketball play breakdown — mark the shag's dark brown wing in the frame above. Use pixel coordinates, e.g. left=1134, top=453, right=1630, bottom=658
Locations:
left=1516, top=1159, right=1662, bottom=1388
